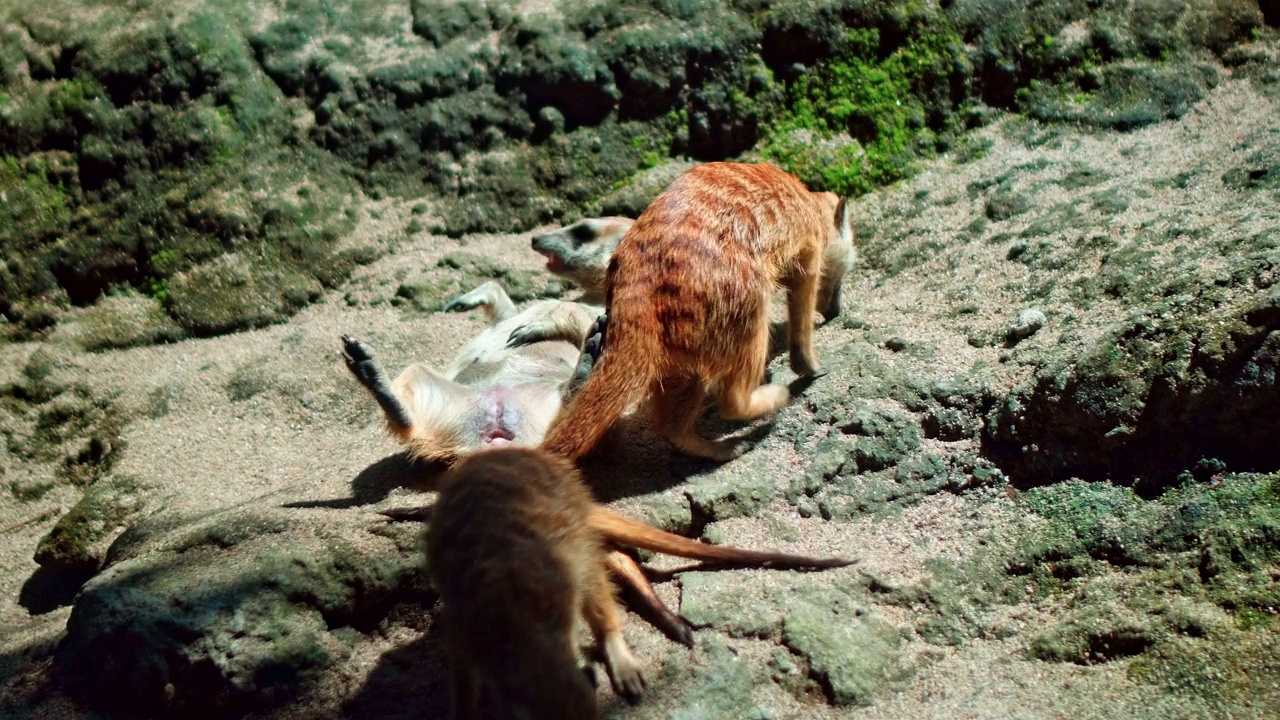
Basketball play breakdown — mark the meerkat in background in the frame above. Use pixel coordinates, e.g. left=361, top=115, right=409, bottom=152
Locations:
left=531, top=217, right=635, bottom=304
left=343, top=280, right=602, bottom=464
left=543, top=162, right=855, bottom=463
left=532, top=208, right=855, bottom=322
left=426, top=448, right=645, bottom=720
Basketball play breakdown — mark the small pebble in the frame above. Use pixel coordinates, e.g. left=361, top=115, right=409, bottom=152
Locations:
left=1007, top=308, right=1046, bottom=343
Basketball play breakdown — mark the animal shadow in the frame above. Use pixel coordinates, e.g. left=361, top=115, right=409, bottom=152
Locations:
left=283, top=452, right=445, bottom=510
left=345, top=619, right=451, bottom=719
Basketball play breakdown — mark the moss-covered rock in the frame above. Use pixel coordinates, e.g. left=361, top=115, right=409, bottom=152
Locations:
left=51, top=291, right=184, bottom=350
left=33, top=473, right=145, bottom=572
left=780, top=586, right=901, bottom=707
left=986, top=280, right=1280, bottom=490
left=55, top=507, right=429, bottom=716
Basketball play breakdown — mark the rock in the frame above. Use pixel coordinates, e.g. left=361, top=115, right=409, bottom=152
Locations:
left=34, top=474, right=145, bottom=573
left=597, top=160, right=696, bottom=217
left=1007, top=308, right=1046, bottom=344
left=1028, top=605, right=1156, bottom=664
left=668, top=635, right=760, bottom=720
left=166, top=254, right=324, bottom=338
left=51, top=292, right=184, bottom=351
left=678, top=572, right=781, bottom=639
left=781, top=587, right=901, bottom=707
left=685, top=453, right=777, bottom=523
left=55, top=507, right=428, bottom=716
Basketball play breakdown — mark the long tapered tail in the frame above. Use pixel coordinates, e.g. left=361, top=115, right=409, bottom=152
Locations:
left=589, top=507, right=856, bottom=569
left=541, top=324, right=658, bottom=461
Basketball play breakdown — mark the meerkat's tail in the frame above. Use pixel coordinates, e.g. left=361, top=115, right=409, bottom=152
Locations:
left=588, top=507, right=856, bottom=570
left=541, top=322, right=659, bottom=461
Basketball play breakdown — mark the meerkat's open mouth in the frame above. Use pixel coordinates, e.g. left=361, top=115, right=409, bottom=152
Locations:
left=538, top=251, right=566, bottom=274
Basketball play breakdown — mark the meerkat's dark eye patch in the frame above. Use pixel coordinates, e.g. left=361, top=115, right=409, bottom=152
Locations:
left=571, top=221, right=599, bottom=245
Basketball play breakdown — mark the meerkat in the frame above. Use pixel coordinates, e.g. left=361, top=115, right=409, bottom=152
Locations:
left=425, top=446, right=856, bottom=718
left=425, top=447, right=645, bottom=720
left=542, top=162, right=855, bottom=463
left=533, top=212, right=855, bottom=321
left=343, top=280, right=603, bottom=464
left=531, top=216, right=636, bottom=304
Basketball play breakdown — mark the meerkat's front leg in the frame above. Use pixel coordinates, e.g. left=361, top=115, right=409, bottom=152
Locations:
left=443, top=280, right=518, bottom=323
left=506, top=301, right=600, bottom=348
left=564, top=313, right=607, bottom=397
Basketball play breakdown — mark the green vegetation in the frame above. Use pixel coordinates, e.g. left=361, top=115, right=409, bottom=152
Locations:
left=762, top=20, right=966, bottom=196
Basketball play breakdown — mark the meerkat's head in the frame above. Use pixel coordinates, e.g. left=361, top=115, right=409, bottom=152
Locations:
left=816, top=192, right=856, bottom=322
left=530, top=217, right=635, bottom=301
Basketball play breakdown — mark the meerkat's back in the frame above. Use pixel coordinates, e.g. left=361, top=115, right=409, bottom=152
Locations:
left=425, top=448, right=644, bottom=719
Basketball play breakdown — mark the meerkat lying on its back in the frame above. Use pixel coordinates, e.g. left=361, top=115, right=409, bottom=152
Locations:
left=532, top=208, right=855, bottom=321
left=343, top=280, right=602, bottom=464
left=543, top=162, right=855, bottom=463
left=426, top=448, right=645, bottom=720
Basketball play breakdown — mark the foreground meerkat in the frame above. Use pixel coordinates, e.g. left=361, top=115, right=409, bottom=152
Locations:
left=426, top=448, right=644, bottom=720
left=343, top=280, right=602, bottom=464
left=532, top=211, right=855, bottom=321
left=543, top=162, right=854, bottom=462
left=531, top=216, right=636, bottom=304
left=424, top=447, right=856, bottom=719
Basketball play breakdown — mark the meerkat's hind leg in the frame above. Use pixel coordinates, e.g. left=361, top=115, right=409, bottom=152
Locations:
left=443, top=280, right=517, bottom=323
left=785, top=252, right=825, bottom=377
left=655, top=377, right=743, bottom=462
left=341, top=336, right=413, bottom=436
left=603, top=548, right=694, bottom=647
left=581, top=564, right=645, bottom=703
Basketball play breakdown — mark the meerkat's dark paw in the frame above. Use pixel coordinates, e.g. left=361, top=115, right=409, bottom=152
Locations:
left=567, top=313, right=608, bottom=394
left=341, top=336, right=413, bottom=431
left=341, top=336, right=378, bottom=379
left=585, top=312, right=608, bottom=354
left=442, top=295, right=477, bottom=313
left=788, top=346, right=825, bottom=378
left=506, top=322, right=555, bottom=348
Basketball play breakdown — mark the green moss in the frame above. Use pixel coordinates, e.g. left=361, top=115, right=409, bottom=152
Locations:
left=762, top=20, right=967, bottom=196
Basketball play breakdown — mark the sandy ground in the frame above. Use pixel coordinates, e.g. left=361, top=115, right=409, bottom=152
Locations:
left=3, top=72, right=1280, bottom=719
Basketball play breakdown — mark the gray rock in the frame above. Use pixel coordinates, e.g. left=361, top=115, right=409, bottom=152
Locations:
left=1007, top=308, right=1047, bottom=343
left=669, top=635, right=760, bottom=720
left=55, top=507, right=427, bottom=716
left=678, top=571, right=781, bottom=638
left=781, top=588, right=901, bottom=707
left=685, top=453, right=777, bottom=522
left=34, top=474, right=145, bottom=573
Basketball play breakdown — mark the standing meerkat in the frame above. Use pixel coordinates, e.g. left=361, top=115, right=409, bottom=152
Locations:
left=425, top=447, right=645, bottom=719
left=543, top=162, right=854, bottom=462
